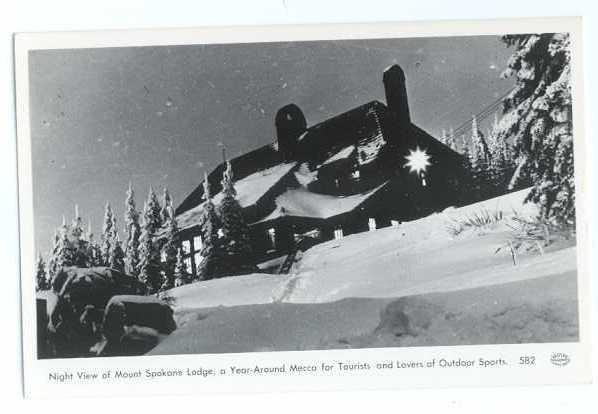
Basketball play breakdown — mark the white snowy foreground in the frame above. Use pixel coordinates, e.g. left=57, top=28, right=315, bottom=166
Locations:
left=150, top=189, right=578, bottom=355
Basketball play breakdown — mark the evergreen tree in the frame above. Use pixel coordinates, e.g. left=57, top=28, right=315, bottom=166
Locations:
left=446, top=127, right=457, bottom=151
left=160, top=205, right=179, bottom=290
left=439, top=129, right=447, bottom=146
left=468, top=116, right=494, bottom=200
left=217, top=161, right=253, bottom=271
left=196, top=172, right=223, bottom=280
left=100, top=203, right=114, bottom=266
left=86, top=221, right=101, bottom=266
left=69, top=205, right=90, bottom=267
left=54, top=219, right=74, bottom=271
left=35, top=253, right=48, bottom=291
left=124, top=183, right=141, bottom=276
left=145, top=186, right=163, bottom=233
left=160, top=188, right=173, bottom=224
left=138, top=188, right=163, bottom=293
left=497, top=33, right=573, bottom=223
left=109, top=234, right=126, bottom=273
left=173, top=248, right=190, bottom=287
left=47, top=229, right=61, bottom=280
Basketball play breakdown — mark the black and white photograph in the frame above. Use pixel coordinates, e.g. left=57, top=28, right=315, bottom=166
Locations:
left=13, top=20, right=588, bottom=393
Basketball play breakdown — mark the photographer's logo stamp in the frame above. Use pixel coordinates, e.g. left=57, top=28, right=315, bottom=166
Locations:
left=550, top=353, right=571, bottom=367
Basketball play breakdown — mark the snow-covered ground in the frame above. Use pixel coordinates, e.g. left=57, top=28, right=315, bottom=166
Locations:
left=151, top=189, right=578, bottom=355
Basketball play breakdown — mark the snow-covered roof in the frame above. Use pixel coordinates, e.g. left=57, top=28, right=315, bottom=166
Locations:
left=176, top=162, right=297, bottom=231
left=320, top=145, right=356, bottom=167
left=255, top=182, right=387, bottom=223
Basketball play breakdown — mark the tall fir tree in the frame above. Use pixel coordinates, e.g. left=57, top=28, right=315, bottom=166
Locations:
left=86, top=220, right=101, bottom=266
left=439, top=129, right=447, bottom=146
left=124, top=182, right=141, bottom=276
left=196, top=172, right=223, bottom=280
left=497, top=33, right=574, bottom=223
left=138, top=188, right=163, bottom=293
left=69, top=204, right=90, bottom=267
left=446, top=127, right=457, bottom=151
left=160, top=205, right=179, bottom=290
left=47, top=229, right=61, bottom=280
left=35, top=253, right=48, bottom=291
left=109, top=234, right=126, bottom=273
left=100, top=202, right=114, bottom=266
left=218, top=161, right=253, bottom=271
left=468, top=116, right=494, bottom=200
left=160, top=188, right=173, bottom=224
left=54, top=217, right=74, bottom=271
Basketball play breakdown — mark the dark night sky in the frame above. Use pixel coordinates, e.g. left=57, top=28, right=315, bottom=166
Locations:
left=29, top=35, right=514, bottom=254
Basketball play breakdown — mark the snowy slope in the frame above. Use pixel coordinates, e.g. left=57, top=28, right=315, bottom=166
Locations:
left=154, top=188, right=578, bottom=354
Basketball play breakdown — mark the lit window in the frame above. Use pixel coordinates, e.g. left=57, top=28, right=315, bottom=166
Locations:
left=193, top=235, right=203, bottom=251
left=182, top=240, right=191, bottom=254
left=183, top=257, right=192, bottom=274
left=368, top=218, right=377, bottom=231
left=334, top=178, right=340, bottom=188
left=352, top=170, right=360, bottom=179
left=334, top=228, right=344, bottom=240
left=391, top=220, right=400, bottom=228
left=160, top=250, right=167, bottom=263
left=217, top=228, right=224, bottom=238
left=267, top=228, right=276, bottom=247
left=194, top=252, right=203, bottom=268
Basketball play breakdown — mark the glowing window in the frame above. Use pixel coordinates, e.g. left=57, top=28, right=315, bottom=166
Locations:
left=352, top=170, right=360, bottom=179
left=368, top=218, right=377, bottom=231
left=183, top=257, right=192, bottom=274
left=391, top=220, right=400, bottom=228
left=267, top=228, right=276, bottom=247
left=182, top=240, right=191, bottom=254
left=334, top=228, right=344, bottom=240
left=194, top=252, right=203, bottom=268
left=193, top=235, right=203, bottom=251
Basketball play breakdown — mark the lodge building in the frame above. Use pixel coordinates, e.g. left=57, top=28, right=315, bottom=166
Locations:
left=174, top=64, right=468, bottom=275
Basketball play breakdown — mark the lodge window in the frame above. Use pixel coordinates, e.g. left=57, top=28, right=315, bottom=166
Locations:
left=183, top=257, right=192, bottom=274
left=182, top=240, right=191, bottom=254
left=351, top=169, right=360, bottom=179
left=368, top=218, right=377, bottom=231
left=391, top=220, right=400, bottom=228
left=193, top=235, right=203, bottom=251
left=160, top=250, right=167, bottom=263
left=267, top=228, right=276, bottom=249
left=217, top=228, right=224, bottom=238
left=334, top=228, right=344, bottom=240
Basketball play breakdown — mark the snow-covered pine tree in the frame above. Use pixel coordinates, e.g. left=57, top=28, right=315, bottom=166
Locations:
left=145, top=186, right=163, bottom=232
left=217, top=161, right=253, bottom=273
left=108, top=233, right=126, bottom=273
left=54, top=217, right=74, bottom=271
left=197, top=172, right=223, bottom=280
left=46, top=229, right=60, bottom=280
left=69, top=204, right=90, bottom=267
left=468, top=116, right=494, bottom=200
left=160, top=188, right=173, bottom=224
left=124, top=182, right=141, bottom=276
left=160, top=205, right=179, bottom=290
left=100, top=202, right=114, bottom=266
left=137, top=188, right=163, bottom=293
left=35, top=253, right=48, bottom=291
left=446, top=127, right=457, bottom=151
left=86, top=221, right=101, bottom=266
left=439, top=129, right=447, bottom=146
left=497, top=33, right=574, bottom=223
left=486, top=113, right=514, bottom=193
left=173, top=248, right=190, bottom=287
